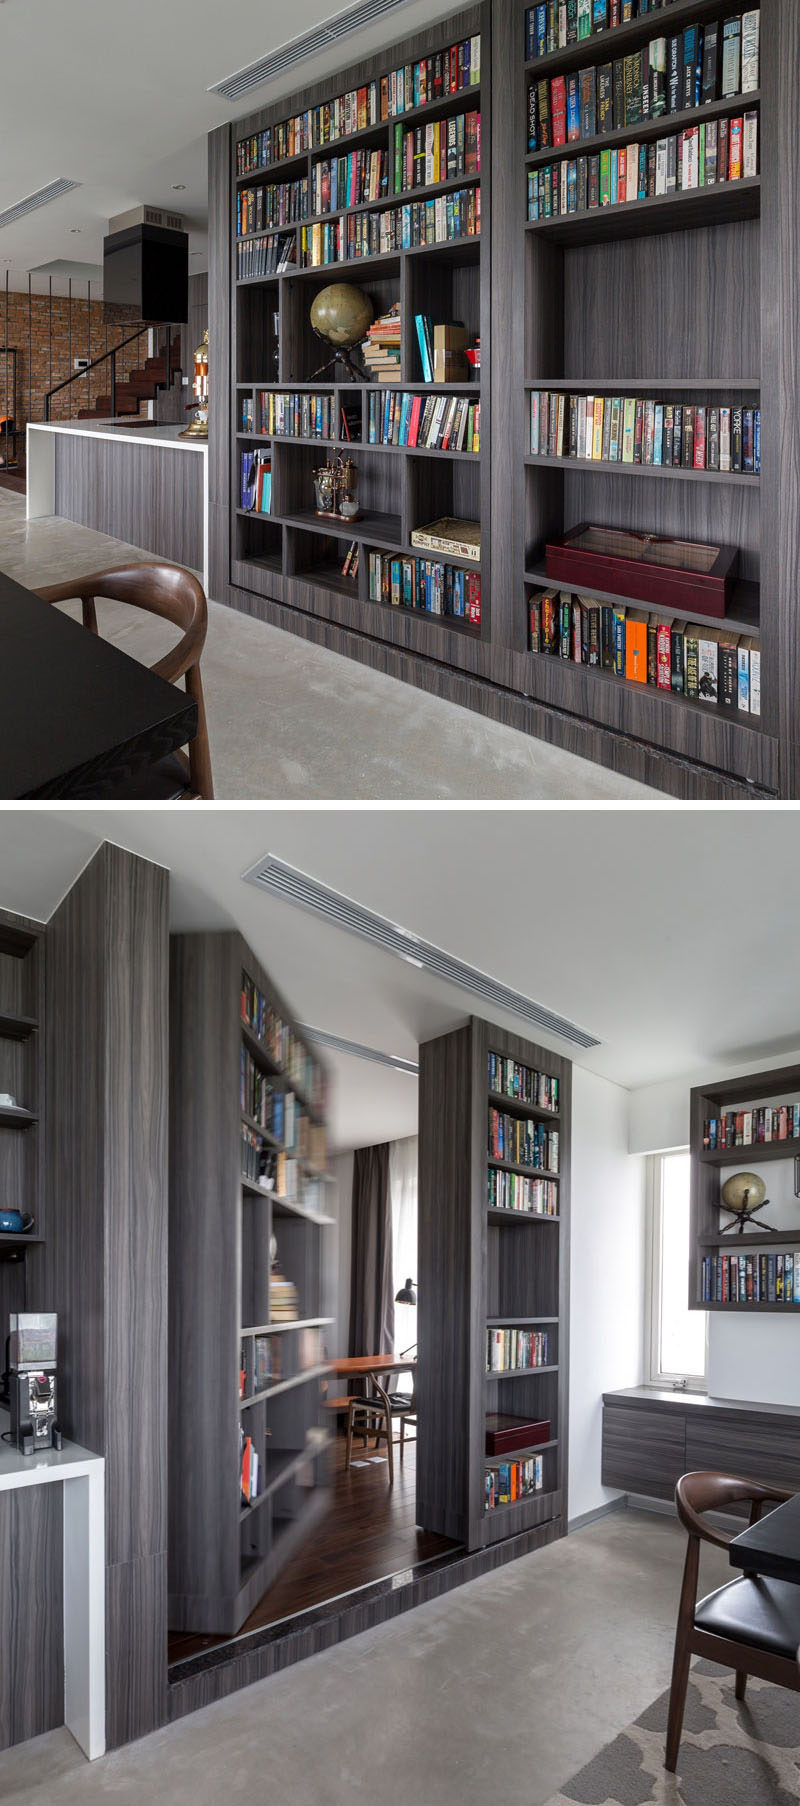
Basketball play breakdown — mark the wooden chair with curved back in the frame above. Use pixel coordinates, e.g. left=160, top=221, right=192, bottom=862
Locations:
left=35, top=563, right=213, bottom=799
left=666, top=1470, right=800, bottom=1772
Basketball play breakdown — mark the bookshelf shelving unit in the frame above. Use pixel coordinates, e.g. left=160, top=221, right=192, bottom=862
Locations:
left=228, top=5, right=488, bottom=640
left=0, top=911, right=45, bottom=1279
left=209, top=0, right=800, bottom=797
left=517, top=0, right=773, bottom=784
left=690, top=1062, right=800, bottom=1312
left=417, top=1015, right=570, bottom=1550
left=168, top=930, right=334, bottom=1636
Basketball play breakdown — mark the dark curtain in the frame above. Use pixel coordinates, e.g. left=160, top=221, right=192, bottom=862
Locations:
left=348, top=1143, right=394, bottom=1357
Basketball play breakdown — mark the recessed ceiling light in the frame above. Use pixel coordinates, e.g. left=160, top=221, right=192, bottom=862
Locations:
left=172, top=184, right=186, bottom=191
left=69, top=227, right=81, bottom=234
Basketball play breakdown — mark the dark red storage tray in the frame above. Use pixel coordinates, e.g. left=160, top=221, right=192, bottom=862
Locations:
left=545, top=523, right=739, bottom=619
left=485, top=1413, right=551, bottom=1457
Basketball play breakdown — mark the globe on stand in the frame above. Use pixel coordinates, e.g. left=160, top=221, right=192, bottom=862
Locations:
left=309, top=284, right=374, bottom=382
left=719, top=1171, right=775, bottom=1235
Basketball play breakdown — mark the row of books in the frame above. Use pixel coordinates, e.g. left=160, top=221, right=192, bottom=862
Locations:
left=487, top=1328, right=550, bottom=1371
left=240, top=1431, right=262, bottom=1505
left=527, top=13, right=760, bottom=151
left=240, top=1335, right=283, bottom=1400
left=528, top=112, right=757, bottom=219
left=241, top=972, right=324, bottom=1113
left=240, top=1046, right=295, bottom=1142
left=237, top=178, right=308, bottom=238
left=242, top=1125, right=271, bottom=1185
left=485, top=1454, right=543, bottom=1508
left=529, top=591, right=761, bottom=714
left=253, top=391, right=360, bottom=443
left=237, top=231, right=296, bottom=281
left=235, top=36, right=482, bottom=174
left=702, top=1252, right=800, bottom=1305
left=311, top=149, right=388, bottom=218
left=526, top=0, right=681, bottom=60
left=489, top=1108, right=560, bottom=1172
left=367, top=551, right=482, bottom=625
left=704, top=1106, right=800, bottom=1149
left=488, top=1053, right=559, bottom=1112
left=393, top=111, right=481, bottom=193
left=299, top=187, right=480, bottom=265
left=240, top=449, right=272, bottom=514
left=530, top=392, right=761, bottom=474
left=367, top=390, right=480, bottom=453
left=488, top=1169, right=559, bottom=1215
left=362, top=301, right=401, bottom=379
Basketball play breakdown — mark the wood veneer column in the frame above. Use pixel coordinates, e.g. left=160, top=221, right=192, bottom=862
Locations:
left=40, top=842, right=169, bottom=1748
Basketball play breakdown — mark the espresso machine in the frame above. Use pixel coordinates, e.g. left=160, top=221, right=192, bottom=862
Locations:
left=8, top=1313, right=61, bottom=1454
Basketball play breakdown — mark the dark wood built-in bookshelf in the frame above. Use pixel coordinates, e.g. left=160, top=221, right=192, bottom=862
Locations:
left=690, top=1061, right=800, bottom=1312
left=0, top=911, right=45, bottom=1320
left=417, top=1015, right=570, bottom=1549
left=168, top=931, right=334, bottom=1635
left=227, top=6, right=488, bottom=641
left=208, top=0, right=800, bottom=799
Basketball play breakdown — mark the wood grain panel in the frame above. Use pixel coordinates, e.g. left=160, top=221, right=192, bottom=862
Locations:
left=601, top=1404, right=686, bottom=1500
left=53, top=434, right=204, bottom=575
left=0, top=1484, right=63, bottom=1751
left=564, top=221, right=760, bottom=380
left=761, top=0, right=800, bottom=787
left=685, top=1418, right=800, bottom=1497
left=39, top=842, right=170, bottom=1749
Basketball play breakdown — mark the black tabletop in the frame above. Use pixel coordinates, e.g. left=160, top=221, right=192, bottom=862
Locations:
left=0, top=567, right=197, bottom=798
left=730, top=1493, right=800, bottom=1584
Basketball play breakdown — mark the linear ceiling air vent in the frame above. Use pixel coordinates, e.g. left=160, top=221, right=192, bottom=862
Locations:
left=0, top=179, right=80, bottom=231
left=300, top=1025, right=418, bottom=1075
left=243, top=855, right=601, bottom=1050
left=209, top=0, right=412, bottom=101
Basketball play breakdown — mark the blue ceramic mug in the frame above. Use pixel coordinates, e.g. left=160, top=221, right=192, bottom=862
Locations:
left=0, top=1211, right=34, bottom=1234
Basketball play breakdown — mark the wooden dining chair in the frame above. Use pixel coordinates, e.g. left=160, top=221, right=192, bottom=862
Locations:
left=666, top=1470, right=800, bottom=1772
left=35, top=563, right=213, bottom=799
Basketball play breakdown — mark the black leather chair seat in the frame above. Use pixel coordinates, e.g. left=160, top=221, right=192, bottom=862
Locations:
left=695, top=1575, right=800, bottom=1659
left=385, top=1392, right=414, bottom=1412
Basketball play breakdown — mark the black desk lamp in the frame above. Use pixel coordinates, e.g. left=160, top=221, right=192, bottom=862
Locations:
left=395, top=1279, right=417, bottom=1360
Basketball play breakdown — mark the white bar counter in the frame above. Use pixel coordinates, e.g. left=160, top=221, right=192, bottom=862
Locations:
left=27, top=419, right=208, bottom=593
left=0, top=1411, right=105, bottom=1759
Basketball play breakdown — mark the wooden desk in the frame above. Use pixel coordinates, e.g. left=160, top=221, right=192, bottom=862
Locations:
left=730, top=1492, right=800, bottom=1584
left=333, top=1356, right=417, bottom=1380
left=0, top=567, right=196, bottom=797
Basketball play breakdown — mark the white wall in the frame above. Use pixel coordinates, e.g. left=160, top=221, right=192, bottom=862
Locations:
left=569, top=1067, right=647, bottom=1523
left=629, top=1053, right=800, bottom=1409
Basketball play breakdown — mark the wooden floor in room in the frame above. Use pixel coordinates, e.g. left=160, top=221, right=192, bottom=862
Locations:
left=167, top=1434, right=457, bottom=1665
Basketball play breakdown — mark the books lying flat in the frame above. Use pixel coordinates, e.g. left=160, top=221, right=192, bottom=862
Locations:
left=410, top=516, right=481, bottom=560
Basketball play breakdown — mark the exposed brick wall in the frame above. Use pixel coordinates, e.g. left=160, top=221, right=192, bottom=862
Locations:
left=0, top=293, right=148, bottom=442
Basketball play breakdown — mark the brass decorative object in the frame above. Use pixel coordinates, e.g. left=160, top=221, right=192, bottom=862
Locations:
left=180, top=328, right=209, bottom=439
left=719, top=1171, right=776, bottom=1235
left=313, top=453, right=361, bottom=521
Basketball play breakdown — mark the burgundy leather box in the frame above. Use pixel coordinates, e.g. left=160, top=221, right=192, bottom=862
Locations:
left=545, top=523, right=739, bottom=619
left=485, top=1413, right=551, bottom=1457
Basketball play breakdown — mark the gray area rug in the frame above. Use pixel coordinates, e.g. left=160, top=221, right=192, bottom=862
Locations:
left=544, top=1663, right=800, bottom=1805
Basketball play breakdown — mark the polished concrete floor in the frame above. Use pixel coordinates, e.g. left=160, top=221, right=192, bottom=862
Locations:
left=0, top=492, right=662, bottom=801
left=0, top=1508, right=730, bottom=1805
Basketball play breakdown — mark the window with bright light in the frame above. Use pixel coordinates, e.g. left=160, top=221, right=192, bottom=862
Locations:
left=646, top=1150, right=707, bottom=1389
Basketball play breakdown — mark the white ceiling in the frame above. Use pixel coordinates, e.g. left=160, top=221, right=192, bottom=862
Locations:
left=0, top=0, right=453, bottom=290
left=1, top=807, right=799, bottom=1149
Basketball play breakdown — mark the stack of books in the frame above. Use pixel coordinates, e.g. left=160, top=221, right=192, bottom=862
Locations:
left=361, top=302, right=402, bottom=380
left=269, top=1266, right=299, bottom=1322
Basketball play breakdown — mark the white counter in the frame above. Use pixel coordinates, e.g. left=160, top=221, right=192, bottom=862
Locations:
left=27, top=420, right=209, bottom=592
left=0, top=1410, right=105, bottom=1760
